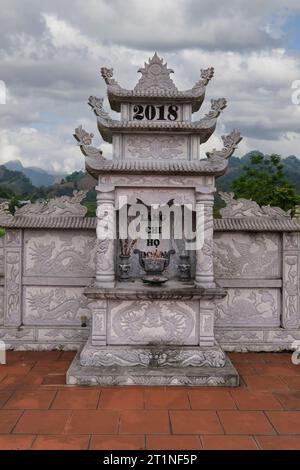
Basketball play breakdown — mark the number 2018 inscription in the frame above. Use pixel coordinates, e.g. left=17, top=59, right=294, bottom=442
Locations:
left=133, top=104, right=179, bottom=121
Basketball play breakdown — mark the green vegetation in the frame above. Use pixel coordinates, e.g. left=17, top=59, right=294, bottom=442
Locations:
left=225, top=153, right=300, bottom=213
left=1, top=152, right=300, bottom=219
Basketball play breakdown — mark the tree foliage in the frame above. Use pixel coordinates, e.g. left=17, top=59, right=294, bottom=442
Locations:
left=231, top=153, right=300, bottom=212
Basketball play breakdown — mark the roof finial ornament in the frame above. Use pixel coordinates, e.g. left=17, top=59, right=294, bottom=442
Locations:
left=134, top=53, right=178, bottom=93
left=206, top=129, right=242, bottom=161
left=73, top=125, right=105, bottom=160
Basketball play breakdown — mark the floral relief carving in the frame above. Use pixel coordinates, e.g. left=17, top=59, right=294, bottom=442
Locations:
left=126, top=135, right=186, bottom=160
left=283, top=233, right=298, bottom=250
left=5, top=230, right=22, bottom=246
left=109, top=301, right=197, bottom=344
left=96, top=238, right=114, bottom=273
left=215, top=288, right=280, bottom=327
left=283, top=255, right=299, bottom=328
left=134, top=53, right=178, bottom=93
left=214, top=233, right=280, bottom=278
left=5, top=250, right=21, bottom=325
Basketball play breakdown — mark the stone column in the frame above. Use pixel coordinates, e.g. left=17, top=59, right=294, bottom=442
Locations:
left=194, top=189, right=215, bottom=288
left=282, top=232, right=300, bottom=328
left=95, top=187, right=115, bottom=287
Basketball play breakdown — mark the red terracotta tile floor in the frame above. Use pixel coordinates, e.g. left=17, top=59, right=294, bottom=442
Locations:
left=0, top=351, right=300, bottom=450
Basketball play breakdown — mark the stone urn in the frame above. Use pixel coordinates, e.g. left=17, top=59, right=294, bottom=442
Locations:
left=134, top=249, right=175, bottom=276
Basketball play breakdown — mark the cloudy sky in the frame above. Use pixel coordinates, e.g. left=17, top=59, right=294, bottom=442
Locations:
left=0, top=0, right=300, bottom=173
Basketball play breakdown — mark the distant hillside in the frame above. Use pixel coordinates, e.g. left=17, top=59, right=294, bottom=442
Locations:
left=4, top=160, right=65, bottom=187
left=0, top=165, right=36, bottom=198
left=217, top=152, right=300, bottom=193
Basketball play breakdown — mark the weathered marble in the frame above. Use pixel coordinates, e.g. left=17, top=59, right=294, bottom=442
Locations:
left=23, top=286, right=91, bottom=326
left=215, top=288, right=281, bottom=327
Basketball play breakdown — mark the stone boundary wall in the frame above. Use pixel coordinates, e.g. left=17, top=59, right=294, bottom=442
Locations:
left=0, top=215, right=299, bottom=352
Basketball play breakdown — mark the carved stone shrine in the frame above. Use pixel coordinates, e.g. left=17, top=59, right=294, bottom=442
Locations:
left=67, top=53, right=242, bottom=386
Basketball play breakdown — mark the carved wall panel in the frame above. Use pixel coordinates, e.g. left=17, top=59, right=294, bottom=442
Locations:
left=23, top=287, right=92, bottom=326
left=0, top=287, right=4, bottom=325
left=108, top=300, right=198, bottom=345
left=24, top=230, right=96, bottom=277
left=4, top=230, right=22, bottom=326
left=214, top=233, right=281, bottom=279
left=282, top=233, right=300, bottom=328
left=0, top=236, right=4, bottom=276
left=124, top=134, right=188, bottom=160
left=215, top=288, right=280, bottom=327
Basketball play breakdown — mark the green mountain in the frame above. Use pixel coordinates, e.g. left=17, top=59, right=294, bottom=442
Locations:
left=0, top=165, right=36, bottom=198
left=4, top=160, right=65, bottom=187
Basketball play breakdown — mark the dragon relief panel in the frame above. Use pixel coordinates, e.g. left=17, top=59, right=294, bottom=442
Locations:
left=108, top=300, right=198, bottom=345
left=24, top=230, right=96, bottom=276
left=213, top=233, right=280, bottom=278
left=125, top=135, right=188, bottom=160
left=23, top=287, right=92, bottom=325
left=215, top=288, right=280, bottom=327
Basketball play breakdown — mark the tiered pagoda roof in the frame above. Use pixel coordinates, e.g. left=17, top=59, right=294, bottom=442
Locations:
left=87, top=95, right=227, bottom=144
left=100, top=52, right=214, bottom=112
left=74, top=53, right=242, bottom=176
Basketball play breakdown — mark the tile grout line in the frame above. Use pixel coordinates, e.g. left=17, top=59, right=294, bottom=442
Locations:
left=262, top=410, right=279, bottom=436
left=9, top=409, right=25, bottom=434
left=215, top=410, right=226, bottom=435
left=87, top=434, right=92, bottom=450
left=48, top=389, right=59, bottom=409
left=252, top=434, right=262, bottom=450
left=186, top=390, right=192, bottom=410
left=0, top=390, right=14, bottom=408
left=96, top=388, right=102, bottom=409
left=30, top=433, right=38, bottom=449
left=168, top=409, right=173, bottom=436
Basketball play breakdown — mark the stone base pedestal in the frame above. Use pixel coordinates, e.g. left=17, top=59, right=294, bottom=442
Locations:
left=66, top=339, right=239, bottom=386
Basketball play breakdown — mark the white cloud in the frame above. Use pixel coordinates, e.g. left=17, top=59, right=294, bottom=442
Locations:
left=0, top=1, right=300, bottom=173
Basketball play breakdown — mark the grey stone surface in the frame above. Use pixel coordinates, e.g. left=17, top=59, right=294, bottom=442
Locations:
left=80, top=337, right=226, bottom=367
left=215, top=288, right=281, bottom=327
left=67, top=352, right=239, bottom=386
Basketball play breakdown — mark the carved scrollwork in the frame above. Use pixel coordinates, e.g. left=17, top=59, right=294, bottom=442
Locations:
left=215, top=288, right=280, bottom=327
left=134, top=53, right=178, bottom=93
left=110, top=300, right=196, bottom=344
left=206, top=130, right=242, bottom=162
left=126, top=135, right=186, bottom=160
left=25, top=287, right=91, bottom=325
left=74, top=125, right=105, bottom=160
left=15, top=190, right=88, bottom=218
left=81, top=346, right=225, bottom=368
left=219, top=191, right=290, bottom=218
left=88, top=96, right=113, bottom=123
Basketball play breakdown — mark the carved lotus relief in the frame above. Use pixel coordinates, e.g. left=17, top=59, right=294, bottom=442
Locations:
left=109, top=300, right=197, bottom=345
left=215, top=288, right=280, bottom=327
left=214, top=233, right=280, bottom=278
